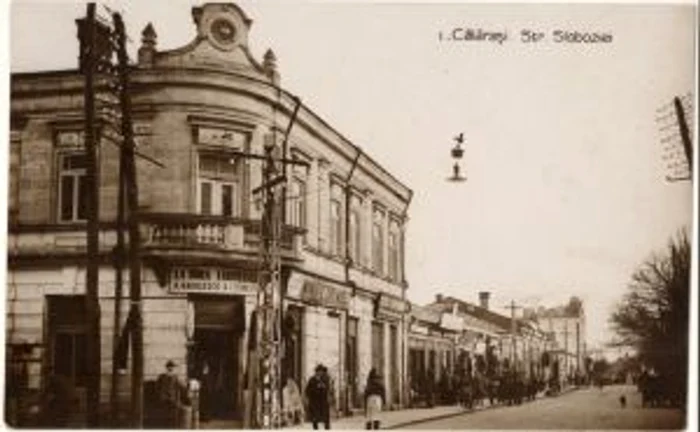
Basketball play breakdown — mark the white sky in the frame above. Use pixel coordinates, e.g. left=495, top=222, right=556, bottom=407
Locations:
left=6, top=1, right=696, bottom=350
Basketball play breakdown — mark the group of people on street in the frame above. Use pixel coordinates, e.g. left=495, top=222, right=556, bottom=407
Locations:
left=304, top=364, right=387, bottom=430
left=151, top=359, right=388, bottom=430
left=410, top=363, right=549, bottom=410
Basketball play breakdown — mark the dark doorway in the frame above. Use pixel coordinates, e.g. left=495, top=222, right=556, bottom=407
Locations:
left=191, top=296, right=243, bottom=421
left=193, top=328, right=238, bottom=420
left=371, top=322, right=384, bottom=374
left=346, top=317, right=359, bottom=410
left=389, top=325, right=399, bottom=406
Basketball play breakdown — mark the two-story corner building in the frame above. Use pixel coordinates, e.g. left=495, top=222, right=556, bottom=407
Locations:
left=536, top=297, right=587, bottom=381
left=6, top=3, right=412, bottom=425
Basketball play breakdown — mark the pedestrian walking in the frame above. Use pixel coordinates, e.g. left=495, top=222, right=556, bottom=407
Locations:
left=305, top=364, right=331, bottom=429
left=155, top=360, right=186, bottom=428
left=364, top=368, right=386, bottom=429
left=283, top=376, right=304, bottom=426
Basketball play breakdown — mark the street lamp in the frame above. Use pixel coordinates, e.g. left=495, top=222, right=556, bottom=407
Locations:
left=448, top=133, right=467, bottom=182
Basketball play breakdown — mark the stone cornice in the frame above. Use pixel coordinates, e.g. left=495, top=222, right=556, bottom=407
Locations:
left=11, top=67, right=412, bottom=204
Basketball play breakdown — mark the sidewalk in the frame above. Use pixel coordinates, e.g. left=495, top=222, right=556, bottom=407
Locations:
left=286, top=386, right=583, bottom=430
left=284, top=405, right=466, bottom=430
left=200, top=387, right=583, bottom=430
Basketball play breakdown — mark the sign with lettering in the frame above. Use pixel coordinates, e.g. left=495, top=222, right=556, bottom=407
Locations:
left=56, top=131, right=85, bottom=149
left=170, top=268, right=257, bottom=295
left=379, top=295, right=407, bottom=314
left=198, top=127, right=247, bottom=149
left=410, top=323, right=430, bottom=336
left=170, top=278, right=257, bottom=294
left=440, top=313, right=464, bottom=332
left=300, top=281, right=350, bottom=310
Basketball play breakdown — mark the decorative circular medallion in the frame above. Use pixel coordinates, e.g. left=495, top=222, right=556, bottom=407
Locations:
left=210, top=17, right=236, bottom=47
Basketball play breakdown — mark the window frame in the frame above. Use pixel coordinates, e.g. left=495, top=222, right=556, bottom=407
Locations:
left=349, top=209, right=361, bottom=264
left=372, top=218, right=384, bottom=274
left=287, top=178, right=307, bottom=229
left=330, top=198, right=343, bottom=256
left=196, top=153, right=241, bottom=217
left=388, top=229, right=399, bottom=281
left=57, top=152, right=88, bottom=223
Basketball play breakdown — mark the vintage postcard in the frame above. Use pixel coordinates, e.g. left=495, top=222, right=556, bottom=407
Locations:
left=3, top=1, right=697, bottom=430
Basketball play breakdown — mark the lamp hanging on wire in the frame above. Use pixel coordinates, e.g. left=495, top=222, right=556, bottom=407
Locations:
left=448, top=132, right=467, bottom=182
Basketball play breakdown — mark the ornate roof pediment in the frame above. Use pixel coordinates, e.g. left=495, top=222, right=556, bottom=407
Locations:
left=141, top=3, right=274, bottom=80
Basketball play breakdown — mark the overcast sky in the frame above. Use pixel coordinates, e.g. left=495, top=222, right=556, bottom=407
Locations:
left=7, top=1, right=696, bottom=351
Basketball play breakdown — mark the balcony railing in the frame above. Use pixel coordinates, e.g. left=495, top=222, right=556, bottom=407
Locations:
left=140, top=212, right=304, bottom=255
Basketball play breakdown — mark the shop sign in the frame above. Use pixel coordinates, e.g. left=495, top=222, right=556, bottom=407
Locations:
left=410, top=323, right=430, bottom=335
left=300, top=281, right=349, bottom=309
left=379, top=295, right=407, bottom=314
left=171, top=279, right=257, bottom=294
left=440, top=313, right=464, bottom=332
left=198, top=127, right=247, bottom=149
left=56, top=131, right=85, bottom=149
left=170, top=268, right=257, bottom=295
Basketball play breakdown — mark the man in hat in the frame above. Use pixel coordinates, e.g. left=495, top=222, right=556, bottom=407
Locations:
left=305, top=364, right=331, bottom=429
left=156, top=360, right=185, bottom=428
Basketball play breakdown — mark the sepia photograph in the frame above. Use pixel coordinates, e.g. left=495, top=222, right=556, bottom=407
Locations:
left=2, top=0, right=697, bottom=430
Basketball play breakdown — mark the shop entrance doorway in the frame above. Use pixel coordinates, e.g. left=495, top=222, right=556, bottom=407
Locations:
left=190, top=296, right=244, bottom=421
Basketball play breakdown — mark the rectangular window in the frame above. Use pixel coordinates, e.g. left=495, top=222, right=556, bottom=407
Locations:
left=330, top=199, right=342, bottom=256
left=58, top=154, right=87, bottom=222
left=372, top=222, right=384, bottom=274
left=349, top=210, right=361, bottom=264
left=221, top=184, right=234, bottom=217
left=388, top=231, right=399, bottom=281
left=200, top=181, right=213, bottom=215
left=198, top=154, right=240, bottom=217
left=287, top=179, right=306, bottom=228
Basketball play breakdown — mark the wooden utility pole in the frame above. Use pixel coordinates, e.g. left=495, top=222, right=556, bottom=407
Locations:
left=80, top=4, right=102, bottom=426
left=110, top=148, right=126, bottom=426
left=113, top=13, right=145, bottom=428
left=240, top=105, right=305, bottom=428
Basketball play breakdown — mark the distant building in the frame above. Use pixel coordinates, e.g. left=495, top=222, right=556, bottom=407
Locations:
left=535, top=296, right=587, bottom=380
left=412, top=292, right=550, bottom=385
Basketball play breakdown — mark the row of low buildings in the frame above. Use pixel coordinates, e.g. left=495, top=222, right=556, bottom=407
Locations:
left=405, top=293, right=588, bottom=406
left=4, top=2, right=587, bottom=427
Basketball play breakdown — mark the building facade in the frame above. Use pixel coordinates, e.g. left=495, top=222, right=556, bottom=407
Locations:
left=536, top=297, right=587, bottom=384
left=6, top=3, right=412, bottom=426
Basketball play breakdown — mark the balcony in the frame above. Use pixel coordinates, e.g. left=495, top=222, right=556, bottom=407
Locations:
left=141, top=212, right=304, bottom=260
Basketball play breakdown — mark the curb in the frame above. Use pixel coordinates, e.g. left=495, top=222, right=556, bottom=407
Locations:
left=388, top=387, right=582, bottom=429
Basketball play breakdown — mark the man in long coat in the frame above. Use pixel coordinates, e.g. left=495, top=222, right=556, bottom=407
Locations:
left=305, top=364, right=331, bottom=429
left=156, top=360, right=185, bottom=428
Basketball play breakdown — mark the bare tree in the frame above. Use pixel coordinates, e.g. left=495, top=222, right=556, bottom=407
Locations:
left=609, top=229, right=690, bottom=402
